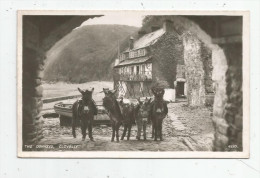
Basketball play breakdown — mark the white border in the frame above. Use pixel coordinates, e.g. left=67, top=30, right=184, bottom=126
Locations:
left=17, top=10, right=250, bottom=158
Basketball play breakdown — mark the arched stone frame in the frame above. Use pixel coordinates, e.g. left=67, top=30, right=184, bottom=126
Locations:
left=19, top=13, right=246, bottom=153
left=20, top=15, right=102, bottom=146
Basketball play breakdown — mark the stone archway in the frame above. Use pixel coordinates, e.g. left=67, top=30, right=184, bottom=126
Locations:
left=140, top=15, right=243, bottom=151
left=22, top=15, right=101, bottom=145
left=22, top=14, right=243, bottom=152
left=174, top=16, right=243, bottom=151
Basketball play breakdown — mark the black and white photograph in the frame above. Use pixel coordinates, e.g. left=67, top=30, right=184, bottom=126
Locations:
left=17, top=11, right=249, bottom=158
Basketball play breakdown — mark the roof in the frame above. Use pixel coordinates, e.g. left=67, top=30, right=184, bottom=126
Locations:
left=114, top=56, right=152, bottom=67
left=133, top=28, right=165, bottom=50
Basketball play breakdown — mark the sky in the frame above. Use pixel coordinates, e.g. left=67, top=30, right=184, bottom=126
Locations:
left=81, top=13, right=145, bottom=27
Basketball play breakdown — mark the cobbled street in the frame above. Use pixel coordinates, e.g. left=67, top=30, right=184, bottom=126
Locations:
left=38, top=100, right=214, bottom=151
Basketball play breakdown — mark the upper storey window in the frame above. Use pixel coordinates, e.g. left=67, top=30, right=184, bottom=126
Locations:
left=129, top=48, right=147, bottom=59
left=119, top=52, right=130, bottom=61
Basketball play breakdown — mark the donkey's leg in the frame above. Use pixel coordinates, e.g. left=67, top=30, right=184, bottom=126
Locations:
left=136, top=120, right=141, bottom=140
left=88, top=120, right=94, bottom=141
left=111, top=123, right=115, bottom=142
left=159, top=119, right=163, bottom=141
left=151, top=121, right=155, bottom=138
left=143, top=121, right=147, bottom=140
left=81, top=120, right=87, bottom=141
left=115, top=121, right=120, bottom=142
left=127, top=124, right=132, bottom=141
left=72, top=116, right=77, bottom=138
left=121, top=124, right=127, bottom=140
left=154, top=120, right=158, bottom=141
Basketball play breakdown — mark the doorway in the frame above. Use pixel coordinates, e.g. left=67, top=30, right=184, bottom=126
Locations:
left=176, top=81, right=185, bottom=97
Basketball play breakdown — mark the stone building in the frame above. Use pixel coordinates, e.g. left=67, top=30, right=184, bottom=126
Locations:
left=138, top=16, right=214, bottom=106
left=114, top=20, right=185, bottom=98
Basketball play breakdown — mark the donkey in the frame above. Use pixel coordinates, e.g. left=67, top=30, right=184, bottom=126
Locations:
left=135, top=97, right=152, bottom=141
left=102, top=88, right=123, bottom=142
left=150, top=88, right=168, bottom=141
left=72, top=88, right=97, bottom=141
left=118, top=98, right=136, bottom=141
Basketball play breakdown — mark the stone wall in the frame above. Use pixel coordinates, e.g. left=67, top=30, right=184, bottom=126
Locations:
left=176, top=64, right=185, bottom=79
left=22, top=19, right=45, bottom=145
left=22, top=16, right=96, bottom=146
left=211, top=43, right=243, bottom=151
left=22, top=47, right=46, bottom=144
left=211, top=46, right=229, bottom=151
left=184, top=34, right=204, bottom=106
left=150, top=16, right=243, bottom=152
left=201, top=43, right=214, bottom=93
left=225, top=44, right=243, bottom=151
left=151, top=32, right=184, bottom=88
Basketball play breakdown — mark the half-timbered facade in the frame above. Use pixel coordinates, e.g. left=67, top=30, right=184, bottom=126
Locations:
left=114, top=20, right=185, bottom=98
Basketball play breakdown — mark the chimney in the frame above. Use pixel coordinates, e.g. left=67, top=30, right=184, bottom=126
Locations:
left=138, top=30, right=146, bottom=38
left=151, top=26, right=160, bottom=32
left=129, top=36, right=134, bottom=50
left=163, top=20, right=173, bottom=32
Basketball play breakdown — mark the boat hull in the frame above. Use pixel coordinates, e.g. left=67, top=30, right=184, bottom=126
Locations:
left=54, top=101, right=110, bottom=126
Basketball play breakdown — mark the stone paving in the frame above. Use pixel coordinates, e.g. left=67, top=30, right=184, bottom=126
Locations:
left=169, top=112, right=186, bottom=131
left=37, top=100, right=214, bottom=152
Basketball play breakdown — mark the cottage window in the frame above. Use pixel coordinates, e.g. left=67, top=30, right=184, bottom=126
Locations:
left=125, top=53, right=129, bottom=59
left=138, top=50, right=141, bottom=57
left=136, top=49, right=146, bottom=57
left=139, top=49, right=142, bottom=57
left=131, top=66, right=134, bottom=74
left=142, top=65, right=145, bottom=74
left=129, top=51, right=133, bottom=58
left=139, top=65, right=142, bottom=74
left=136, top=66, right=140, bottom=75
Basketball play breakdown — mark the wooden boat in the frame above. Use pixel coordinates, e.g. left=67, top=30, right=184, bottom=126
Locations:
left=54, top=99, right=110, bottom=126
left=54, top=101, right=73, bottom=118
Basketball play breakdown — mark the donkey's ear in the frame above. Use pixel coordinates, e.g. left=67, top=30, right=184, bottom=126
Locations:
left=78, top=88, right=84, bottom=94
left=148, top=98, right=152, bottom=103
left=103, top=88, right=108, bottom=94
left=91, top=88, right=94, bottom=93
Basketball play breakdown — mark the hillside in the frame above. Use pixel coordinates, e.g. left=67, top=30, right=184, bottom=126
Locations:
left=43, top=25, right=138, bottom=83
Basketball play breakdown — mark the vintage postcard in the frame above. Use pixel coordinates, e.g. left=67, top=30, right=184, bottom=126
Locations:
left=17, top=10, right=250, bottom=158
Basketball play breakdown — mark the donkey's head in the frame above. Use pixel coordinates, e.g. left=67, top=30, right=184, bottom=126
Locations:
left=102, top=88, right=117, bottom=111
left=119, top=98, right=135, bottom=118
left=137, top=97, right=152, bottom=114
left=103, top=88, right=117, bottom=99
left=78, top=87, right=94, bottom=103
left=151, top=87, right=165, bottom=100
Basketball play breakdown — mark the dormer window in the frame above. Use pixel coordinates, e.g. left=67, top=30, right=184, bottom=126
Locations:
left=129, top=48, right=147, bottom=59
